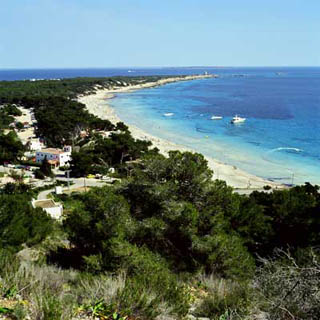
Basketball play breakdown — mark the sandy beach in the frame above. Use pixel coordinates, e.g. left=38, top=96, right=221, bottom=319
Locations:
left=79, top=76, right=282, bottom=190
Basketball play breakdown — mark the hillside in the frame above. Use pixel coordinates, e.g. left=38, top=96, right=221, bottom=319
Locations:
left=0, top=77, right=319, bottom=320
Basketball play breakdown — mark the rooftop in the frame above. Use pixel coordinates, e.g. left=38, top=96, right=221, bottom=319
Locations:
left=38, top=148, right=64, bottom=155
left=33, top=199, right=59, bottom=209
left=48, top=159, right=59, bottom=165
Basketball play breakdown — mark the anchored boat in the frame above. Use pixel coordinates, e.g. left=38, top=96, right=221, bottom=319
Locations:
left=211, top=115, right=223, bottom=120
left=231, top=115, right=246, bottom=124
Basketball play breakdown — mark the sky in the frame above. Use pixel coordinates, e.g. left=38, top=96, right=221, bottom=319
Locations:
left=0, top=0, right=319, bottom=68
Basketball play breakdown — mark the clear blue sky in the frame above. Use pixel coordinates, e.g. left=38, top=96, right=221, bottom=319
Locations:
left=1, top=0, right=319, bottom=68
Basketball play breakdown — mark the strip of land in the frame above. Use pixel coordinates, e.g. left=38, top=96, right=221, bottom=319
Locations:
left=79, top=75, right=282, bottom=190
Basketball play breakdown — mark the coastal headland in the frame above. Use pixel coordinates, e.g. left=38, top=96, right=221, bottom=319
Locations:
left=79, top=74, right=282, bottom=190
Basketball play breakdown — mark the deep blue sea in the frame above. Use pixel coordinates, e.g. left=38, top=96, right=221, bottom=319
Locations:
left=1, top=67, right=320, bottom=185
left=0, top=67, right=232, bottom=81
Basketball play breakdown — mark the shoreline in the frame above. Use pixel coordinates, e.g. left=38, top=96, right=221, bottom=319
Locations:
left=79, top=76, right=283, bottom=190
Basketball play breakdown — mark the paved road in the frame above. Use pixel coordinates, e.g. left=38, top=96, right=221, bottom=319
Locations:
left=0, top=166, right=23, bottom=174
left=1, top=164, right=279, bottom=199
left=234, top=187, right=281, bottom=195
left=38, top=188, right=54, bottom=200
left=37, top=177, right=111, bottom=200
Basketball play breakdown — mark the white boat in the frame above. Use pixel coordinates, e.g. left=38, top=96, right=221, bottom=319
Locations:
left=164, top=113, right=174, bottom=117
left=211, top=115, right=223, bottom=120
left=231, top=115, right=246, bottom=124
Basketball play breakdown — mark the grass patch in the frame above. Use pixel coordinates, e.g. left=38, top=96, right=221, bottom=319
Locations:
left=0, top=251, right=189, bottom=320
left=193, top=275, right=251, bottom=319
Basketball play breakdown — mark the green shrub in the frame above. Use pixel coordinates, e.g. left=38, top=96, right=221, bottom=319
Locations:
left=194, top=232, right=255, bottom=280
left=13, top=303, right=27, bottom=320
left=15, top=122, right=24, bottom=130
left=115, top=278, right=162, bottom=320
left=106, top=242, right=190, bottom=317
left=34, top=293, right=63, bottom=320
left=34, top=169, right=45, bottom=180
left=194, top=275, right=251, bottom=319
left=0, top=194, right=53, bottom=250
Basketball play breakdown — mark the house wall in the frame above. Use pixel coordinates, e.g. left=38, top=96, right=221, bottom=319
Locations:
left=31, top=199, right=63, bottom=220
left=45, top=206, right=63, bottom=219
left=36, top=151, right=71, bottom=166
left=58, top=153, right=71, bottom=166
left=29, top=140, right=41, bottom=151
left=36, top=152, right=58, bottom=163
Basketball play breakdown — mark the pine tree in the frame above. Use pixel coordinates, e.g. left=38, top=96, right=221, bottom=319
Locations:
left=40, top=156, right=53, bottom=177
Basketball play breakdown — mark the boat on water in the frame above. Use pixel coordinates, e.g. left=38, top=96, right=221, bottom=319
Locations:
left=231, top=115, right=246, bottom=124
left=164, top=113, right=174, bottom=117
left=211, top=115, right=223, bottom=120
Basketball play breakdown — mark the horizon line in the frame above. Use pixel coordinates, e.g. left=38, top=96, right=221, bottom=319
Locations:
left=1, top=66, right=320, bottom=71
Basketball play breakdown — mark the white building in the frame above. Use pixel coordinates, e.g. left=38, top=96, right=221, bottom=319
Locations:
left=32, top=199, right=63, bottom=220
left=36, top=146, right=72, bottom=167
left=27, top=138, right=42, bottom=151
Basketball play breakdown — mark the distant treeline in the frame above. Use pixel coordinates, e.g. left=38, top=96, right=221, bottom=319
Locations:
left=0, top=76, right=165, bottom=101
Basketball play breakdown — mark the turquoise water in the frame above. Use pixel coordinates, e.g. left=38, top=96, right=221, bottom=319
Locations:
left=109, top=68, right=320, bottom=185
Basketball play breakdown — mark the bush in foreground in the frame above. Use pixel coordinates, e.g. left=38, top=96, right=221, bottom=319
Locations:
left=255, top=248, right=320, bottom=320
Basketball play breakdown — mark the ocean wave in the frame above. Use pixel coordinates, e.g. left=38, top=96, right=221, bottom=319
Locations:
left=270, top=147, right=302, bottom=153
left=262, top=147, right=303, bottom=165
left=196, top=127, right=215, bottom=134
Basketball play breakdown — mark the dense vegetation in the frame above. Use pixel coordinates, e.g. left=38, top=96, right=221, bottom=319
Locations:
left=1, top=151, right=320, bottom=319
left=0, top=189, right=53, bottom=251
left=0, top=76, right=168, bottom=147
left=0, top=104, right=25, bottom=163
left=69, top=129, right=158, bottom=177
left=0, top=131, right=25, bottom=164
left=0, top=76, right=165, bottom=101
left=63, top=153, right=320, bottom=277
left=33, top=97, right=116, bottom=147
left=0, top=77, right=319, bottom=319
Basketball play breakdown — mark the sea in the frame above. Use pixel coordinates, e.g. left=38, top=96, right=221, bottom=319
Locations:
left=1, top=67, right=320, bottom=185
